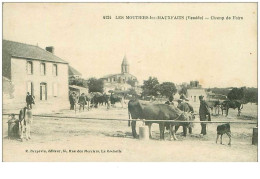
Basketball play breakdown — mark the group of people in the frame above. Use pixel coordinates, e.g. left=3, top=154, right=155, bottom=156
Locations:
left=165, top=94, right=211, bottom=136
left=69, top=92, right=90, bottom=112
left=7, top=106, right=33, bottom=142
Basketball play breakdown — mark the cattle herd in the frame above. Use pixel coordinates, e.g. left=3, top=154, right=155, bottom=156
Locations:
left=127, top=98, right=244, bottom=145
left=6, top=93, right=244, bottom=146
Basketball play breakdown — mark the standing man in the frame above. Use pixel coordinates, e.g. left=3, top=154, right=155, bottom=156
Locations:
left=78, top=93, right=87, bottom=112
left=199, top=95, right=211, bottom=135
left=26, top=92, right=34, bottom=109
left=69, top=92, right=75, bottom=110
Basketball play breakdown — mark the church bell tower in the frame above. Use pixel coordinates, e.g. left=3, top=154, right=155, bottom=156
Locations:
left=121, top=55, right=129, bottom=74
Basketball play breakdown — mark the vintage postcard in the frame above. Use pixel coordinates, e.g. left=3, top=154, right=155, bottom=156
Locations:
left=2, top=3, right=258, bottom=162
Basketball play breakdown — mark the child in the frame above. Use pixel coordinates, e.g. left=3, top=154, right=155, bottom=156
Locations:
left=7, top=114, right=19, bottom=139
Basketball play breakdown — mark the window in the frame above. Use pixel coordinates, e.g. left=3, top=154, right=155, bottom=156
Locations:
left=27, top=61, right=33, bottom=75
left=40, top=82, right=47, bottom=100
left=53, top=83, right=58, bottom=97
left=194, top=96, right=196, bottom=102
left=40, top=63, right=46, bottom=75
left=53, top=64, right=58, bottom=76
left=27, top=81, right=34, bottom=95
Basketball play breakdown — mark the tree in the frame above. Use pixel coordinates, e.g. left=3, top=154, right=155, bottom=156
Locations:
left=243, top=88, right=258, bottom=104
left=210, top=87, right=231, bottom=96
left=69, top=77, right=84, bottom=87
left=141, top=77, right=160, bottom=96
left=159, top=82, right=177, bottom=98
left=179, top=86, right=188, bottom=96
left=127, top=79, right=137, bottom=87
left=87, top=78, right=104, bottom=93
left=128, top=88, right=138, bottom=96
left=227, top=87, right=245, bottom=100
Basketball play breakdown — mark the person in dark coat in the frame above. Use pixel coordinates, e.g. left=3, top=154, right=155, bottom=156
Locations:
left=110, top=94, right=115, bottom=107
left=78, top=93, right=87, bottom=112
left=69, top=92, right=75, bottom=110
left=199, top=95, right=211, bottom=135
left=26, top=92, right=34, bottom=109
left=7, top=114, right=20, bottom=139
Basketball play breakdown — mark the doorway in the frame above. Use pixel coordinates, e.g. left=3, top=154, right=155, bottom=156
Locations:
left=40, top=82, right=47, bottom=100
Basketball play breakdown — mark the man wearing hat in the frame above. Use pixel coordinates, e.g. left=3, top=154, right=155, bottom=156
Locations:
left=199, top=95, right=211, bottom=135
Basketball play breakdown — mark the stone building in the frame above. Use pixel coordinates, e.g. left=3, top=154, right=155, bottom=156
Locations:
left=100, top=56, right=138, bottom=93
left=186, top=81, right=207, bottom=102
left=2, top=40, right=69, bottom=109
left=69, top=65, right=82, bottom=80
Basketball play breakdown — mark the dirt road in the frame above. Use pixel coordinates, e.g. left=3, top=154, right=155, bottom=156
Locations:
left=2, top=103, right=258, bottom=162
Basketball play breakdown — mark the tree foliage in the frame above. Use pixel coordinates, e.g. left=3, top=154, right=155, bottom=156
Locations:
left=141, top=77, right=177, bottom=98
left=87, top=78, right=104, bottom=93
left=141, top=77, right=160, bottom=96
left=227, top=87, right=245, bottom=100
left=69, top=78, right=85, bottom=87
left=243, top=88, right=258, bottom=104
left=159, top=82, right=177, bottom=98
left=179, top=85, right=188, bottom=96
left=127, top=79, right=137, bottom=87
left=210, top=87, right=231, bottom=96
left=210, top=87, right=257, bottom=104
left=128, top=88, right=138, bottom=96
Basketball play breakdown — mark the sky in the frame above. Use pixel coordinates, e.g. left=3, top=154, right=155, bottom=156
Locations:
left=3, top=3, right=257, bottom=88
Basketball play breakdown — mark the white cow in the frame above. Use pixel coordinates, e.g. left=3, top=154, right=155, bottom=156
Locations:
left=19, top=107, right=33, bottom=141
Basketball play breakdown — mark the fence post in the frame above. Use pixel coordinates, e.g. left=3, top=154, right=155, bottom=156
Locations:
left=252, top=127, right=258, bottom=145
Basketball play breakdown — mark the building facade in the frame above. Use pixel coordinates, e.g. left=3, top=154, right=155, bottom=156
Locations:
left=100, top=56, right=138, bottom=93
left=69, top=65, right=82, bottom=80
left=2, top=40, right=69, bottom=108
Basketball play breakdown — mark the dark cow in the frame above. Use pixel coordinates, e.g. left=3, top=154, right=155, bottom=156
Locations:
left=110, top=95, right=122, bottom=107
left=206, top=100, right=221, bottom=115
left=128, top=100, right=191, bottom=140
left=216, top=123, right=231, bottom=145
left=221, top=100, right=243, bottom=116
left=175, top=101, right=195, bottom=136
left=96, top=95, right=109, bottom=106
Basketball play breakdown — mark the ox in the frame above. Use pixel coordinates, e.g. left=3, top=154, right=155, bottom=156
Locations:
left=128, top=100, right=192, bottom=140
left=206, top=100, right=221, bottom=115
left=19, top=107, right=33, bottom=141
left=175, top=101, right=195, bottom=136
left=110, top=95, right=123, bottom=107
left=221, top=100, right=243, bottom=116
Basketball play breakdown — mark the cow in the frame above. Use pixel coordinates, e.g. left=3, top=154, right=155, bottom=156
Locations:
left=96, top=95, right=109, bottom=106
left=110, top=95, right=123, bottom=107
left=128, top=99, right=192, bottom=140
left=19, top=107, right=33, bottom=142
left=174, top=101, right=195, bottom=136
left=221, top=100, right=243, bottom=116
left=206, top=100, right=221, bottom=115
left=216, top=123, right=231, bottom=145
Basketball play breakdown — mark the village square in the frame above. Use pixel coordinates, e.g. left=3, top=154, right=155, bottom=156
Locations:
left=2, top=3, right=258, bottom=162
left=2, top=39, right=258, bottom=162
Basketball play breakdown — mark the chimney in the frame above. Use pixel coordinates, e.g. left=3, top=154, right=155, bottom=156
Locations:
left=46, top=46, right=54, bottom=54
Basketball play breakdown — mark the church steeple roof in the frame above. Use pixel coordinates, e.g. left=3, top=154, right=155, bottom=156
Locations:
left=121, top=55, right=129, bottom=65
